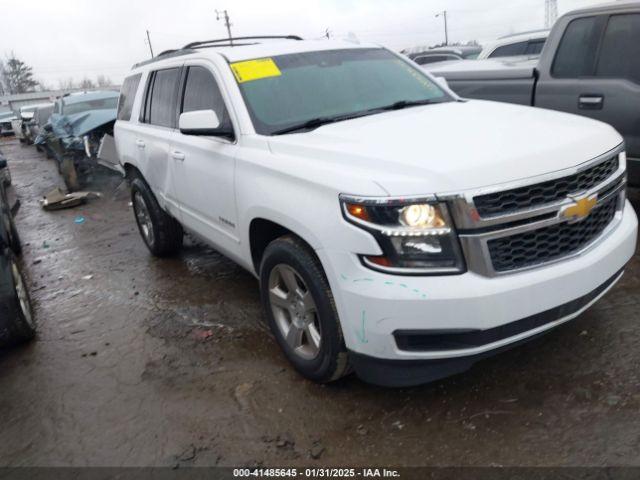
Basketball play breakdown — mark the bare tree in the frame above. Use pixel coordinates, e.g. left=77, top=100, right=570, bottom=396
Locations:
left=0, top=60, right=5, bottom=95
left=58, top=77, right=76, bottom=90
left=79, top=77, right=95, bottom=89
left=96, top=74, right=112, bottom=88
left=0, top=53, right=37, bottom=94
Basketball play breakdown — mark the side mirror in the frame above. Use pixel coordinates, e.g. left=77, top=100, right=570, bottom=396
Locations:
left=179, top=110, right=221, bottom=135
left=435, top=76, right=450, bottom=90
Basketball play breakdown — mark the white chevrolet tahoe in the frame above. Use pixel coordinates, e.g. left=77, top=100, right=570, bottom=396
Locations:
left=114, top=37, right=638, bottom=387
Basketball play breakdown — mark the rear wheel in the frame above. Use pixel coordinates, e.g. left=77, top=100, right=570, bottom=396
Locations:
left=0, top=251, right=35, bottom=347
left=130, top=176, right=183, bottom=256
left=260, top=235, right=350, bottom=383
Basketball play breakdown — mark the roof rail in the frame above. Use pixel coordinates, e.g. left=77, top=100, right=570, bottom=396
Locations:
left=132, top=49, right=196, bottom=69
left=184, top=35, right=303, bottom=49
left=131, top=35, right=303, bottom=70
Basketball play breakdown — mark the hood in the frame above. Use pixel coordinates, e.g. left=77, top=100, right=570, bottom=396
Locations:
left=267, top=100, right=622, bottom=196
left=64, top=109, right=117, bottom=137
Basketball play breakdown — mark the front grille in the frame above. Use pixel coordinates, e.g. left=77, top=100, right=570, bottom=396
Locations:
left=488, top=195, right=618, bottom=272
left=474, top=156, right=619, bottom=217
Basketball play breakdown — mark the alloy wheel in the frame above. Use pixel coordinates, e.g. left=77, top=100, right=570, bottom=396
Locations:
left=134, top=191, right=155, bottom=247
left=268, top=264, right=321, bottom=360
left=11, top=261, right=34, bottom=328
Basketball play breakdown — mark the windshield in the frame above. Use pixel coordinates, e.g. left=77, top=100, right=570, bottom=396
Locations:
left=63, top=97, right=118, bottom=116
left=232, top=48, right=451, bottom=135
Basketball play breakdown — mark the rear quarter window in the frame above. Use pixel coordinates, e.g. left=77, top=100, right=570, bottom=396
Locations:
left=117, top=73, right=142, bottom=121
left=140, top=68, right=180, bottom=128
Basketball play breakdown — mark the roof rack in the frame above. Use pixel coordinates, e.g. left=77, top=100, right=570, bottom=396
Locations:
left=183, top=35, right=303, bottom=49
left=132, top=35, right=303, bottom=70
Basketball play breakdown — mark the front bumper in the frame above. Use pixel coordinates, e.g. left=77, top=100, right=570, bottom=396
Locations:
left=319, top=200, right=637, bottom=385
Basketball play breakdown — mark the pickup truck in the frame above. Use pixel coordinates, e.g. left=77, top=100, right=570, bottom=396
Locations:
left=427, top=1, right=640, bottom=187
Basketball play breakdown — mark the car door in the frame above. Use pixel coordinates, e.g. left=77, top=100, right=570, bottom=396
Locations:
left=135, top=67, right=182, bottom=219
left=169, top=63, right=240, bottom=254
left=536, top=13, right=640, bottom=161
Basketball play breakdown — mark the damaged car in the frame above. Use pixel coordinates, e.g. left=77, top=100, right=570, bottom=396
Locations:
left=11, top=104, right=51, bottom=144
left=0, top=111, right=17, bottom=137
left=26, top=103, right=54, bottom=149
left=0, top=157, right=34, bottom=348
left=36, top=91, right=119, bottom=191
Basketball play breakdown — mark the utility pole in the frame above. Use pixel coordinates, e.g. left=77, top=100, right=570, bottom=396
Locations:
left=545, top=0, right=558, bottom=28
left=216, top=9, right=234, bottom=45
left=145, top=30, right=154, bottom=58
left=435, top=10, right=448, bottom=46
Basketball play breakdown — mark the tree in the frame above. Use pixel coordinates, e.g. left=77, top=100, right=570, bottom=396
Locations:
left=79, top=77, right=95, bottom=89
left=0, top=53, right=37, bottom=94
left=96, top=74, right=112, bottom=88
left=58, top=77, right=76, bottom=90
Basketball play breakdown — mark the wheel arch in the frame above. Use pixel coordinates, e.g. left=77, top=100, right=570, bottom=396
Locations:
left=248, top=216, right=322, bottom=275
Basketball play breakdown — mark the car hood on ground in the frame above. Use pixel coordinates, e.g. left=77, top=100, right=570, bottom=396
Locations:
left=267, top=100, right=622, bottom=196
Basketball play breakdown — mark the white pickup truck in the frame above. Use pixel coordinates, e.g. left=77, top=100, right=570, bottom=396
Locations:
left=114, top=37, right=637, bottom=387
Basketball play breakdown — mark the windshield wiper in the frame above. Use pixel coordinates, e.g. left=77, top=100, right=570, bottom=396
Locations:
left=272, top=116, right=344, bottom=135
left=270, top=99, right=439, bottom=135
left=376, top=99, right=439, bottom=111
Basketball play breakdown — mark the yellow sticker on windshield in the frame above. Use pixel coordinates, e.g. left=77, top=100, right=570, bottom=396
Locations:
left=230, top=58, right=281, bottom=83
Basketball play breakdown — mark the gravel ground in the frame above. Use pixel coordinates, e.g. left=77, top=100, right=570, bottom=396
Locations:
left=0, top=137, right=638, bottom=467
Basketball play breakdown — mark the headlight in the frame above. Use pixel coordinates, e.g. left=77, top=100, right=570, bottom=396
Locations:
left=341, top=195, right=466, bottom=275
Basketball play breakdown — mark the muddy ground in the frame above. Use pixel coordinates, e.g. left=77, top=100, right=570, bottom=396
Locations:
left=0, top=137, right=638, bottom=467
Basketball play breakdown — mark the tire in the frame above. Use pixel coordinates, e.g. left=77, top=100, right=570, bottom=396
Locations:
left=260, top=235, right=351, bottom=383
left=61, top=156, right=80, bottom=192
left=0, top=188, right=20, bottom=255
left=0, top=250, right=35, bottom=347
left=130, top=175, right=183, bottom=256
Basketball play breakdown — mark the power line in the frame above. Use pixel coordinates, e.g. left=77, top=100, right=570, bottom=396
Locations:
left=435, top=10, right=449, bottom=45
left=545, top=0, right=558, bottom=28
left=146, top=30, right=155, bottom=58
left=215, top=9, right=233, bottom=45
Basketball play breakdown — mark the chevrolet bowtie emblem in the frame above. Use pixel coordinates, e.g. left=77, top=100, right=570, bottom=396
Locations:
left=561, top=194, right=598, bottom=223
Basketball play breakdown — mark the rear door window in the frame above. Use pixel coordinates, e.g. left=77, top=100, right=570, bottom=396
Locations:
left=596, top=14, right=640, bottom=83
left=489, top=41, right=527, bottom=58
left=524, top=39, right=546, bottom=55
left=117, top=73, right=142, bottom=121
left=180, top=66, right=232, bottom=129
left=552, top=16, right=605, bottom=77
left=144, top=68, right=180, bottom=128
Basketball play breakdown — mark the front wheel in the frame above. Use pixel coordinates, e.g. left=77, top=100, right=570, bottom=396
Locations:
left=260, top=235, right=350, bottom=383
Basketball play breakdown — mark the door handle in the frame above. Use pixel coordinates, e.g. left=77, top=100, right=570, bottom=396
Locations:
left=135, top=139, right=146, bottom=149
left=579, top=94, right=604, bottom=110
left=171, top=151, right=185, bottom=161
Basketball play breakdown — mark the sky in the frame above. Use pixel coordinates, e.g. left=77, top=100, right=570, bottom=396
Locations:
left=0, top=0, right=610, bottom=88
